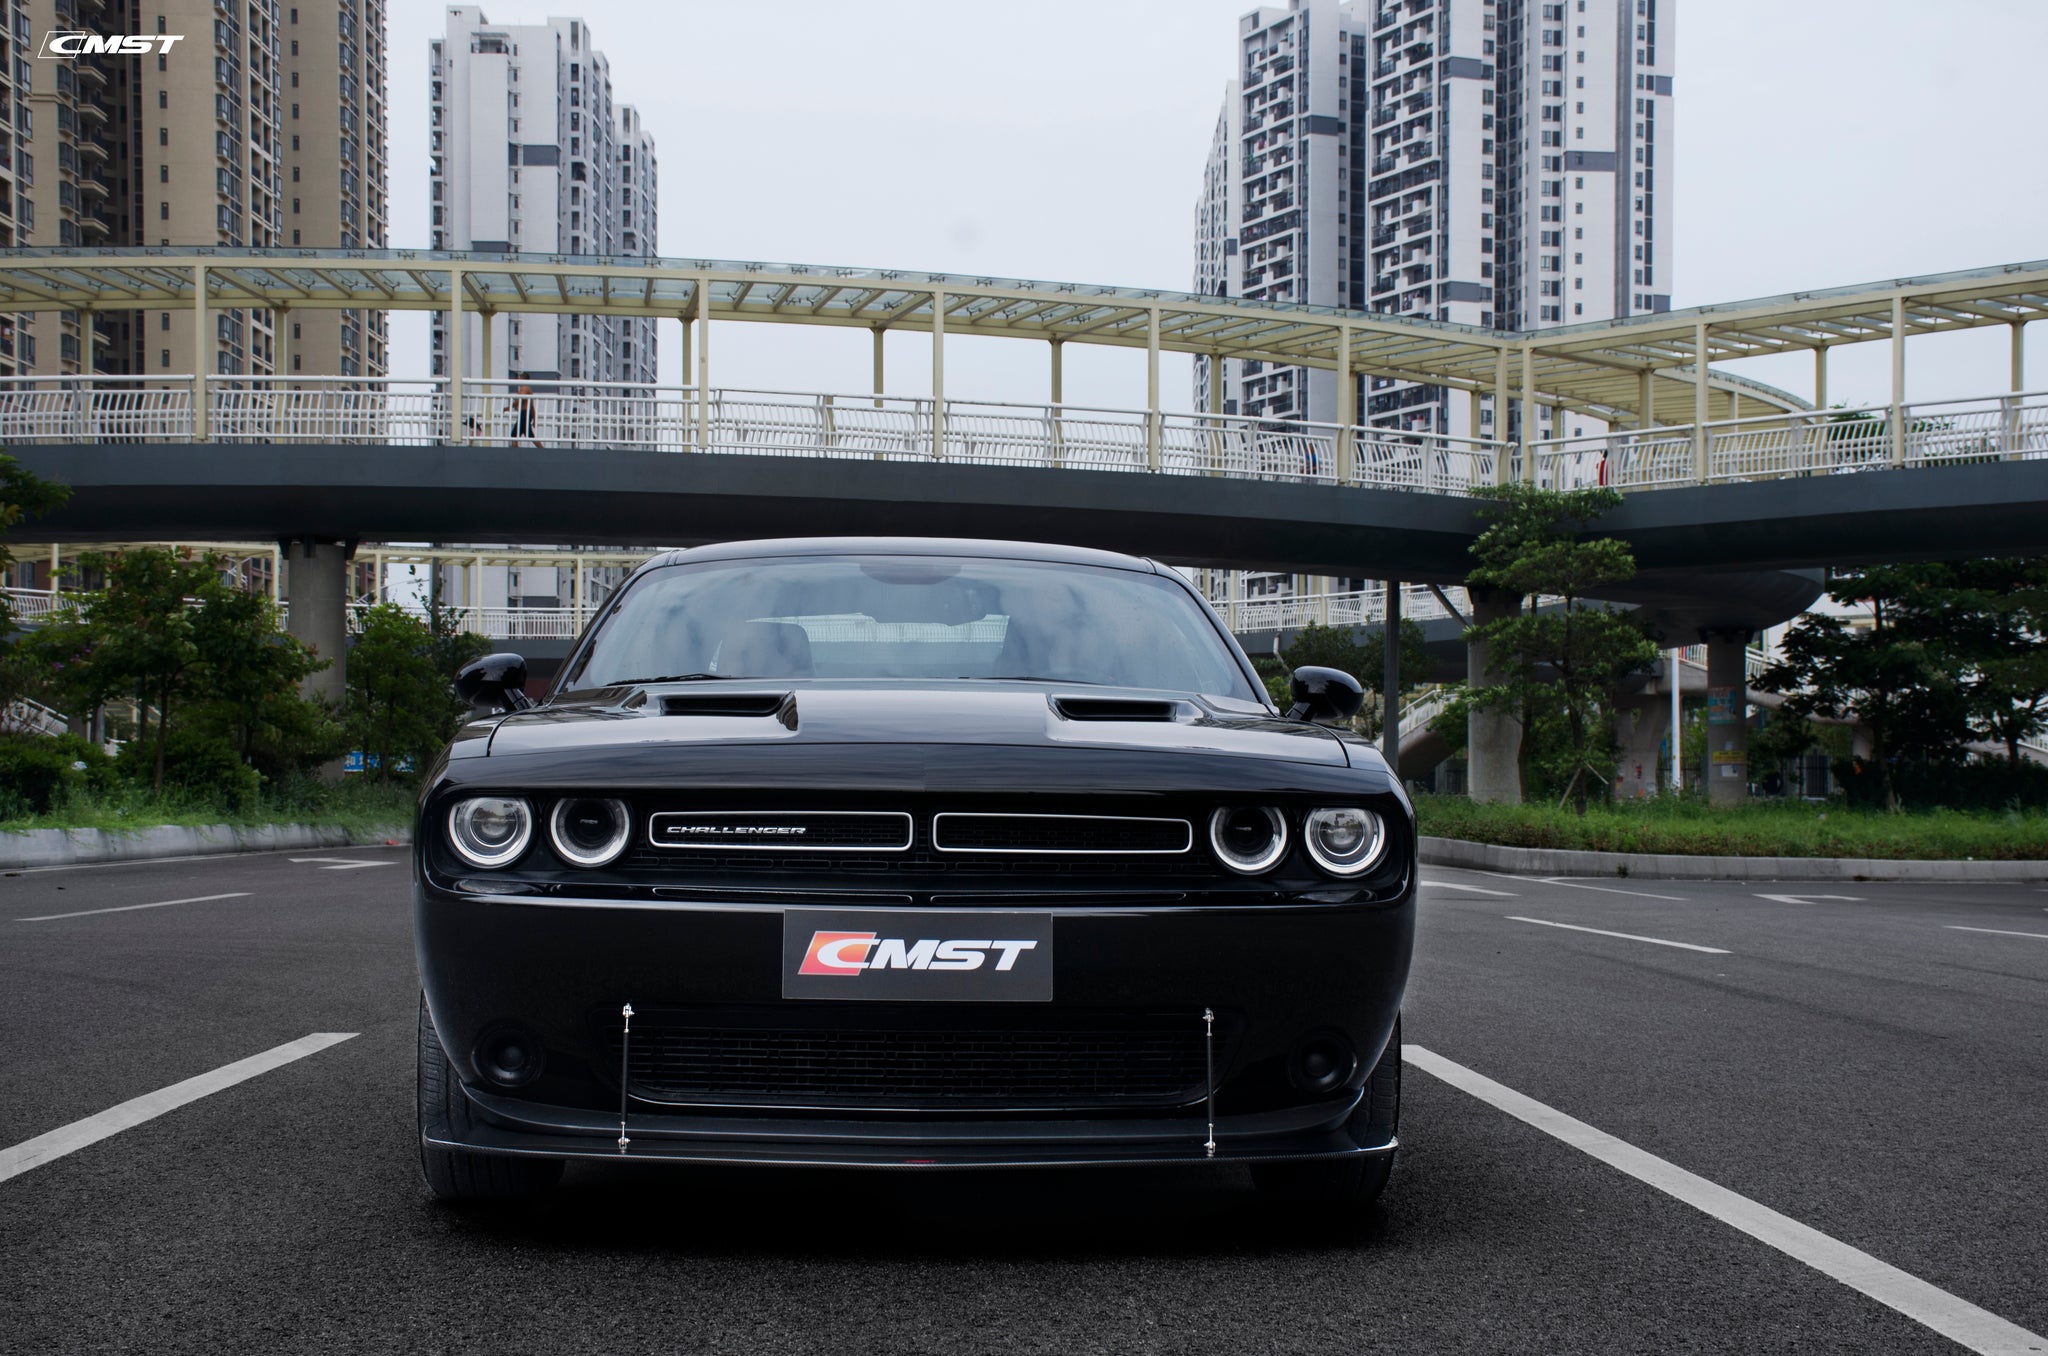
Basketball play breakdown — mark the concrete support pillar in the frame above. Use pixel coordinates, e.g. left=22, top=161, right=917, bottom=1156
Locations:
left=872, top=326, right=885, bottom=408
left=679, top=315, right=690, bottom=391
left=283, top=540, right=353, bottom=779
left=1467, top=388, right=1482, bottom=447
left=1381, top=578, right=1402, bottom=773
left=2013, top=320, right=2026, bottom=393
left=480, top=310, right=494, bottom=382
left=1814, top=345, right=1828, bottom=410
left=1051, top=338, right=1067, bottom=467
left=80, top=308, right=94, bottom=376
left=1640, top=368, right=1655, bottom=428
left=1704, top=629, right=1750, bottom=806
left=1465, top=585, right=1522, bottom=804
left=275, top=305, right=290, bottom=379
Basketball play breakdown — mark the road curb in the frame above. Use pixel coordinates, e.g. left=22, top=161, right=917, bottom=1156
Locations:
left=1419, top=835, right=2048, bottom=882
left=0, top=822, right=413, bottom=870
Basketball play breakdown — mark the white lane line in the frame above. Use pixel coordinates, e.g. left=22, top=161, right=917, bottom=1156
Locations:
left=17, top=892, right=253, bottom=923
left=1419, top=881, right=1519, bottom=897
left=0, top=1033, right=357, bottom=1186
left=1507, top=915, right=1730, bottom=954
left=288, top=857, right=394, bottom=870
left=1405, top=1045, right=2047, bottom=1356
left=1946, top=925, right=2048, bottom=942
left=1539, top=877, right=1686, bottom=901
left=1756, top=893, right=1864, bottom=906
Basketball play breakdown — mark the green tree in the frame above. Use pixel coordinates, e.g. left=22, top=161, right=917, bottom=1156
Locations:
left=183, top=583, right=342, bottom=783
left=1754, top=563, right=1972, bottom=810
left=1463, top=484, right=1660, bottom=811
left=345, top=604, right=487, bottom=781
left=1943, top=558, right=2048, bottom=765
left=73, top=549, right=219, bottom=792
left=0, top=454, right=69, bottom=713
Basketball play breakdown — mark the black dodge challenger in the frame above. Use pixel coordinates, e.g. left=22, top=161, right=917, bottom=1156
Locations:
left=415, top=537, right=1415, bottom=1208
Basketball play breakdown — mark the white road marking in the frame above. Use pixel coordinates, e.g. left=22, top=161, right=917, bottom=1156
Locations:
left=288, top=857, right=394, bottom=870
left=0, top=1033, right=357, bottom=1186
left=1405, top=1044, right=2048, bottom=1356
left=1946, top=925, right=2048, bottom=942
left=1419, top=881, right=1518, bottom=897
left=1539, top=877, right=1686, bottom=901
left=1756, top=893, right=1865, bottom=906
left=17, top=892, right=253, bottom=923
left=1506, top=915, right=1730, bottom=954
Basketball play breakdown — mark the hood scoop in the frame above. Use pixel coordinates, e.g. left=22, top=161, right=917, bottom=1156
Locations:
left=1050, top=695, right=1196, bottom=723
left=659, top=691, right=797, bottom=726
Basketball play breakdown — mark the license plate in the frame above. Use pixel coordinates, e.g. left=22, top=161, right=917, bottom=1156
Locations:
left=782, top=908, right=1054, bottom=1002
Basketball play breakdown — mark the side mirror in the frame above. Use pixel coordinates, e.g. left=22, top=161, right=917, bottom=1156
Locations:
left=456, top=652, right=535, bottom=714
left=1287, top=666, right=1365, bottom=725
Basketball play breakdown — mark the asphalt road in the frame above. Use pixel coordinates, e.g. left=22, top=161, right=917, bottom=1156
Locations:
left=3, top=848, right=2045, bottom=1354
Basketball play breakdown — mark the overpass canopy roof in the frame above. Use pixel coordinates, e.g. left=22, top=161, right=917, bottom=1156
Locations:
left=1, top=248, right=2042, bottom=422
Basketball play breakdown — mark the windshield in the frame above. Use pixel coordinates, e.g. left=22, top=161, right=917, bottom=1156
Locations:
left=566, top=554, right=1259, bottom=701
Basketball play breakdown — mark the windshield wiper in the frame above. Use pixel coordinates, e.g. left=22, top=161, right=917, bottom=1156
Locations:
left=969, top=675, right=1111, bottom=685
left=618, top=673, right=732, bottom=683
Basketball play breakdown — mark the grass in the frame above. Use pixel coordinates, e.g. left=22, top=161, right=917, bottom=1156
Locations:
left=1412, top=792, right=2048, bottom=861
left=0, top=778, right=415, bottom=839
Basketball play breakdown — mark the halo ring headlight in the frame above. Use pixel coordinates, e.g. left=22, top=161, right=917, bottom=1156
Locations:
left=1304, top=806, right=1387, bottom=877
left=447, top=796, right=533, bottom=869
left=1209, top=805, right=1289, bottom=875
left=549, top=797, right=632, bottom=868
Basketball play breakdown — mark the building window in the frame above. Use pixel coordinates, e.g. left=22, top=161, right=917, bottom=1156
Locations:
left=292, top=166, right=300, bottom=182
left=158, top=90, right=167, bottom=109
left=159, top=165, right=169, bottom=183
left=292, top=104, right=300, bottom=119
left=159, top=202, right=168, bottom=219
left=161, top=313, right=170, bottom=331
left=162, top=349, right=171, bottom=367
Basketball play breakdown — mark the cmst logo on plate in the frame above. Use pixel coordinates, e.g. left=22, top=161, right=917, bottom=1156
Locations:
left=38, top=32, right=185, bottom=57
left=799, top=930, right=1039, bottom=976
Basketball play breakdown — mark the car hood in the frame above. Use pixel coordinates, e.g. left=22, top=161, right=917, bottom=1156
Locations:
left=482, top=682, right=1352, bottom=767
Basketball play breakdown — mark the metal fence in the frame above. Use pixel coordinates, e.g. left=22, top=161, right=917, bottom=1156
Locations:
left=1, top=374, right=2041, bottom=497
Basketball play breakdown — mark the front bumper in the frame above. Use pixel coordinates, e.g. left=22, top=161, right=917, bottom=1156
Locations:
left=417, top=886, right=1412, bottom=1168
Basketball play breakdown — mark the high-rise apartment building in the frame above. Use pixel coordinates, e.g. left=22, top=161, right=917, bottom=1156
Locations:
left=283, top=0, right=390, bottom=376
left=1197, top=0, right=1673, bottom=444
left=7, top=0, right=387, bottom=378
left=428, top=7, right=656, bottom=388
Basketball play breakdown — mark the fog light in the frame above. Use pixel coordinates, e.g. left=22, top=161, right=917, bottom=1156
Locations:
left=475, top=1025, right=546, bottom=1088
left=1291, top=1034, right=1355, bottom=1094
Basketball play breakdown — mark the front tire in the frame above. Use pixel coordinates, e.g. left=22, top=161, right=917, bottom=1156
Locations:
left=1252, top=1016, right=1400, bottom=1207
left=417, top=995, right=563, bottom=1202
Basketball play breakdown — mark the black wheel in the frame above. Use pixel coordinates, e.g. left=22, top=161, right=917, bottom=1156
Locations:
left=417, top=995, right=563, bottom=1202
left=1252, top=1016, right=1400, bottom=1206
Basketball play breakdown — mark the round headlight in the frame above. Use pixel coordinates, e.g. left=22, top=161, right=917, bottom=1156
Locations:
left=1209, top=805, right=1288, bottom=874
left=549, top=797, right=631, bottom=868
left=1304, top=806, right=1387, bottom=876
left=447, top=796, right=533, bottom=869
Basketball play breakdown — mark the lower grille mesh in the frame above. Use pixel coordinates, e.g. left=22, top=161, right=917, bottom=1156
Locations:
left=611, top=1012, right=1209, bottom=1109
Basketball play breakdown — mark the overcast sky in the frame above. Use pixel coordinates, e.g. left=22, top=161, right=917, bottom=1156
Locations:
left=387, top=0, right=2047, bottom=413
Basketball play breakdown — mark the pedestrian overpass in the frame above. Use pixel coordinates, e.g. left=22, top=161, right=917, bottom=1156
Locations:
left=2, top=248, right=2043, bottom=800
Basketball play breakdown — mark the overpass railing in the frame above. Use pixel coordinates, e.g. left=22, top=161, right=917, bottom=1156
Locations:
left=1529, top=390, right=2048, bottom=491
left=1, top=375, right=2040, bottom=496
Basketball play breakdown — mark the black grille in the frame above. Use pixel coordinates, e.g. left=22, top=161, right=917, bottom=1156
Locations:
left=933, top=813, right=1191, bottom=854
left=610, top=1010, right=1210, bottom=1109
left=646, top=811, right=911, bottom=851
